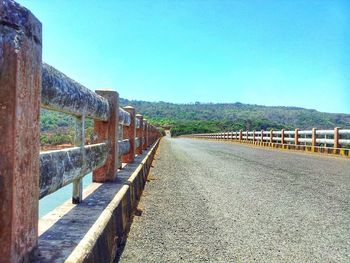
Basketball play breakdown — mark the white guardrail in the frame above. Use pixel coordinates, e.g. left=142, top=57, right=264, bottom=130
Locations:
left=188, top=128, right=350, bottom=156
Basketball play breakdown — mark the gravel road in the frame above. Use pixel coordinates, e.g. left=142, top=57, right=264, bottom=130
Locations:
left=118, top=137, right=350, bottom=262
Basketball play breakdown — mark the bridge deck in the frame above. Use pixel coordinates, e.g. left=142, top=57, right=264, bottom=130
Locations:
left=118, top=137, right=350, bottom=262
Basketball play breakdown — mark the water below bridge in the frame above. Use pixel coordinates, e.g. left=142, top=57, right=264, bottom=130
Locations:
left=118, top=136, right=350, bottom=262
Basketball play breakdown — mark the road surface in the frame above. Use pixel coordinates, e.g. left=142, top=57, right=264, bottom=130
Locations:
left=118, top=137, right=350, bottom=262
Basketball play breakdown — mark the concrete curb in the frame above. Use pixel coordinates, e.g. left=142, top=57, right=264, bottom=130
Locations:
left=65, top=138, right=160, bottom=263
left=37, top=139, right=160, bottom=263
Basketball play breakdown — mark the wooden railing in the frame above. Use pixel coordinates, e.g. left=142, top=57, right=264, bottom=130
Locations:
left=0, top=1, right=161, bottom=262
left=187, top=128, right=350, bottom=156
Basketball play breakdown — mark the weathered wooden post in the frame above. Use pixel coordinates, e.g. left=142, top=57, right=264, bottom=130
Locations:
left=143, top=119, right=148, bottom=149
left=334, top=127, right=340, bottom=149
left=93, top=90, right=119, bottom=182
left=0, top=1, right=42, bottom=261
left=294, top=128, right=299, bottom=145
left=239, top=130, right=243, bottom=141
left=281, top=129, right=285, bottom=145
left=122, top=106, right=136, bottom=163
left=136, top=114, right=143, bottom=155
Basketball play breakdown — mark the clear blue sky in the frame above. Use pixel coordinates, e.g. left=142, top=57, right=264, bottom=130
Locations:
left=17, top=0, right=350, bottom=114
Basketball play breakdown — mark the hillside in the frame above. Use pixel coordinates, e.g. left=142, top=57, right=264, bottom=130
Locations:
left=40, top=99, right=350, bottom=144
left=120, top=99, right=350, bottom=134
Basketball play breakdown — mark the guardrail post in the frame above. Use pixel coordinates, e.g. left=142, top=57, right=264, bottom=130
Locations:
left=253, top=130, right=256, bottom=142
left=118, top=124, right=123, bottom=168
left=294, top=128, right=299, bottom=145
left=93, top=90, right=119, bottom=182
left=72, top=116, right=85, bottom=203
left=147, top=124, right=151, bottom=146
left=261, top=130, right=264, bottom=143
left=239, top=130, right=243, bottom=141
left=136, top=114, right=143, bottom=155
left=143, top=120, right=148, bottom=149
left=334, top=127, right=340, bottom=149
left=246, top=130, right=249, bottom=141
left=312, top=128, right=317, bottom=151
left=281, top=129, right=285, bottom=145
left=270, top=129, right=273, bottom=144
left=0, top=1, right=42, bottom=261
left=122, top=106, right=136, bottom=163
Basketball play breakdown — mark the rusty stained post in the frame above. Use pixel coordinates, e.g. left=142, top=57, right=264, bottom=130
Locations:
left=239, top=130, right=243, bottom=141
left=148, top=126, right=152, bottom=144
left=0, top=1, right=42, bottom=261
left=281, top=129, right=285, bottom=145
left=93, top=90, right=119, bottom=182
left=334, top=127, right=340, bottom=149
left=270, top=129, right=273, bottom=144
left=122, top=106, right=136, bottom=163
left=270, top=129, right=273, bottom=143
left=312, top=128, right=317, bottom=151
left=294, top=128, right=299, bottom=145
left=150, top=126, right=154, bottom=144
left=136, top=114, right=143, bottom=155
left=143, top=120, right=148, bottom=150
left=72, top=115, right=85, bottom=203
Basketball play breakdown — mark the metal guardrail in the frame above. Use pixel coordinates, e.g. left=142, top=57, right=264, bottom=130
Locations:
left=188, top=128, right=350, bottom=156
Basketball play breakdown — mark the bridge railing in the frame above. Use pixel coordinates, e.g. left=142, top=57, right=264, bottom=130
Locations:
left=188, top=128, right=350, bottom=155
left=0, top=1, right=161, bottom=261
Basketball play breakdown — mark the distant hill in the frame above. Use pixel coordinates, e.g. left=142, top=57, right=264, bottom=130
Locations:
left=40, top=99, right=350, bottom=143
left=120, top=99, right=350, bottom=129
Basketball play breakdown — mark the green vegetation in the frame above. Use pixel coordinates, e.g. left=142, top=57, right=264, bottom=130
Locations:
left=169, top=119, right=291, bottom=137
left=40, top=99, right=350, bottom=146
left=120, top=99, right=350, bottom=136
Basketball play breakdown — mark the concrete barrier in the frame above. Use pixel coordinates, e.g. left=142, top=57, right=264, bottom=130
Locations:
left=37, top=139, right=160, bottom=263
